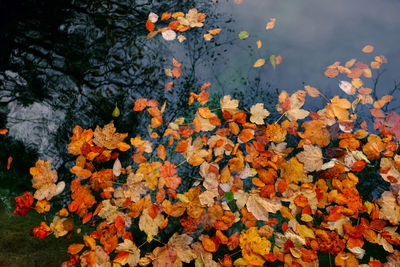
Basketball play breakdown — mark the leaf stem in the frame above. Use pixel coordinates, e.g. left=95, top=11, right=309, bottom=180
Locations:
left=274, top=112, right=286, bottom=123
left=176, top=160, right=187, bottom=167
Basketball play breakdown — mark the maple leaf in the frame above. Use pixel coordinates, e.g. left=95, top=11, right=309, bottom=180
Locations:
left=279, top=157, right=308, bottom=184
left=115, top=239, right=140, bottom=266
left=98, top=199, right=119, bottom=223
left=220, top=95, right=239, bottom=115
left=168, top=233, right=196, bottom=263
left=250, top=103, right=270, bottom=125
left=296, top=144, right=323, bottom=172
left=50, top=216, right=71, bottom=238
left=325, top=96, right=352, bottom=121
left=152, top=245, right=177, bottom=267
left=93, top=122, right=128, bottom=150
left=378, top=191, right=400, bottom=224
left=239, top=227, right=271, bottom=266
left=246, top=192, right=282, bottom=221
left=276, top=90, right=309, bottom=121
left=14, top=191, right=34, bottom=215
left=30, top=160, right=59, bottom=200
left=139, top=208, right=164, bottom=236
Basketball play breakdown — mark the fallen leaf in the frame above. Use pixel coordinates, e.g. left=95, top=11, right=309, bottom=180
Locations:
left=304, top=85, right=320, bottom=97
left=162, top=29, right=177, bottom=41
left=266, top=18, right=276, bottom=30
left=296, top=145, right=323, bottom=172
left=362, top=45, right=374, bottom=53
left=250, top=103, right=270, bottom=124
left=253, top=58, right=266, bottom=68
left=238, top=31, right=249, bottom=39
left=246, top=193, right=282, bottom=221
left=7, top=156, right=12, bottom=170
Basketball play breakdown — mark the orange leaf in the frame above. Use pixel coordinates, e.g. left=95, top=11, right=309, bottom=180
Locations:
left=294, top=195, right=309, bottom=208
left=239, top=128, right=254, bottom=143
left=256, top=40, right=262, bottom=49
left=168, top=20, right=180, bottom=30
left=202, top=237, right=217, bottom=252
left=362, top=45, right=374, bottom=53
left=70, top=166, right=92, bottom=179
left=133, top=98, right=147, bottom=111
left=370, top=108, right=385, bottom=118
left=198, top=107, right=212, bottom=119
left=172, top=57, right=181, bottom=68
left=221, top=166, right=231, bottom=184
left=325, top=67, right=339, bottom=78
left=188, top=155, right=204, bottom=166
left=171, top=67, right=181, bottom=78
left=304, top=85, right=320, bottom=97
left=266, top=18, right=276, bottom=30
left=275, top=55, right=282, bottom=65
left=117, top=142, right=130, bottom=151
left=208, top=28, right=221, bottom=35
left=151, top=116, right=163, bottom=128
left=7, top=156, right=12, bottom=170
left=0, top=128, right=8, bottom=135
left=157, top=144, right=166, bottom=160
left=164, top=81, right=174, bottom=90
left=68, top=243, right=85, bottom=255
left=82, top=212, right=92, bottom=224
left=145, top=19, right=155, bottom=32
left=83, top=235, right=96, bottom=250
left=175, top=139, right=189, bottom=152
left=161, top=12, right=172, bottom=20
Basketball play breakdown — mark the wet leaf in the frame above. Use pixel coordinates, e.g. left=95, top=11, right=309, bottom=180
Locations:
left=238, top=31, right=249, bottom=39
left=362, top=45, right=374, bottom=53
left=265, top=18, right=276, bottom=30
left=253, top=58, right=265, bottom=68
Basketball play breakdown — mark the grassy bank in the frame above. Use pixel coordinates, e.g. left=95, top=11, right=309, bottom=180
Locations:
left=0, top=202, right=78, bottom=267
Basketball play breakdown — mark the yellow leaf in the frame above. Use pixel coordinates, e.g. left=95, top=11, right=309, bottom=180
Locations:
left=301, top=214, right=313, bottom=222
left=253, top=58, right=266, bottom=68
left=203, top=33, right=213, bottom=41
left=147, top=233, right=153, bottom=243
left=250, top=103, right=270, bottom=124
left=297, top=224, right=315, bottom=238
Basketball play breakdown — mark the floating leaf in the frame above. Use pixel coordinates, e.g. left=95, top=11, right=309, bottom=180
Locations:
left=253, top=58, right=266, bottom=68
left=265, top=18, right=276, bottom=30
left=238, top=31, right=249, bottom=39
left=112, top=105, right=120, bottom=118
left=362, top=45, right=374, bottom=53
left=162, top=29, right=177, bottom=41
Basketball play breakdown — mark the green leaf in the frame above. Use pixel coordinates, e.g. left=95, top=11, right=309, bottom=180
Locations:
left=238, top=31, right=249, bottom=40
left=270, top=55, right=276, bottom=71
left=224, top=191, right=234, bottom=203
left=112, top=105, right=120, bottom=117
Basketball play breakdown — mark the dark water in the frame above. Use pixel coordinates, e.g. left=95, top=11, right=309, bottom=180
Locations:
left=0, top=0, right=399, bottom=264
